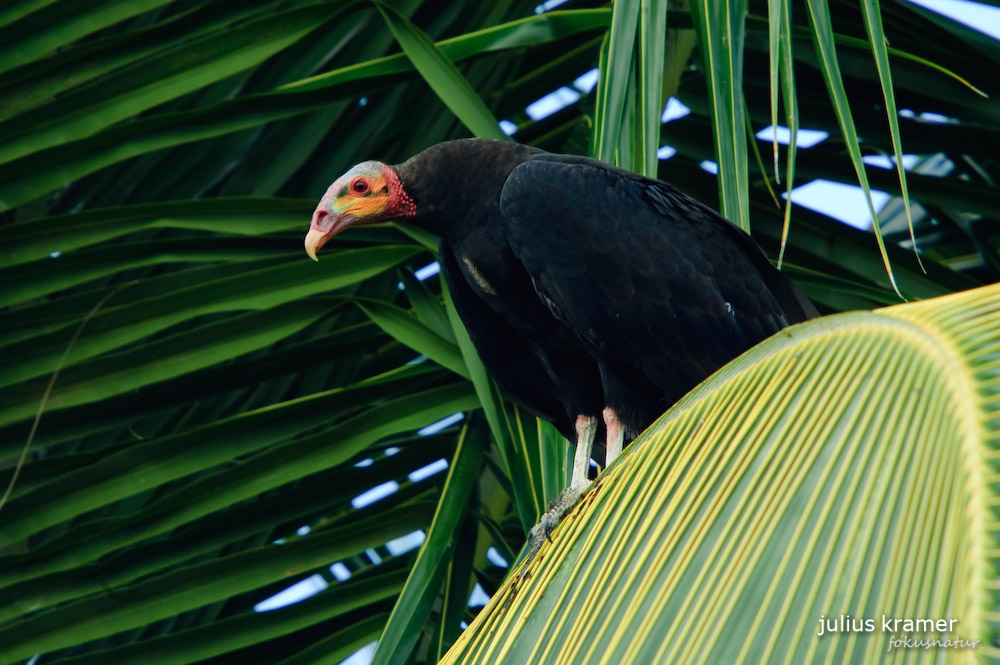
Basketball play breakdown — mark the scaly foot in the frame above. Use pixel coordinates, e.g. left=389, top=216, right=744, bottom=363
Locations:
left=510, top=408, right=628, bottom=592
left=517, top=480, right=590, bottom=583
left=514, top=413, right=599, bottom=586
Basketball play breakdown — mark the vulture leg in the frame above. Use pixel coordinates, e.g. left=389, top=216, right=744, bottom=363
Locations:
left=569, top=414, right=597, bottom=492
left=603, top=406, right=624, bottom=465
left=519, top=414, right=597, bottom=581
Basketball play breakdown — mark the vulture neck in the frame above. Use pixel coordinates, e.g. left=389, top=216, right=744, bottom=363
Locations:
left=393, top=139, right=543, bottom=238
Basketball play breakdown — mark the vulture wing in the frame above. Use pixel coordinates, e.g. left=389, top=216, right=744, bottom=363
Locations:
left=438, top=240, right=575, bottom=440
left=500, top=155, right=815, bottom=403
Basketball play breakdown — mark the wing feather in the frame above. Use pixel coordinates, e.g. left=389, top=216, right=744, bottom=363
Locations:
left=500, top=156, right=813, bottom=400
left=438, top=241, right=570, bottom=437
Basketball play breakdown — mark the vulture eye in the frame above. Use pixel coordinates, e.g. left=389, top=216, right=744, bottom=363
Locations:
left=350, top=177, right=371, bottom=195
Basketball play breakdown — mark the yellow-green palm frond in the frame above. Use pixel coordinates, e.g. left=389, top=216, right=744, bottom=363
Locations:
left=442, top=283, right=1000, bottom=665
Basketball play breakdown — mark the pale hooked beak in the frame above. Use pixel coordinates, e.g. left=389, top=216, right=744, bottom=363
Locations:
left=304, top=208, right=355, bottom=261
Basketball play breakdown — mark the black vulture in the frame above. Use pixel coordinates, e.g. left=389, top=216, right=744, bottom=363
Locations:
left=305, top=138, right=817, bottom=563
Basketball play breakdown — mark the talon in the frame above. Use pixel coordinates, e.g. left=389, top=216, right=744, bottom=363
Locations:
left=514, top=415, right=599, bottom=586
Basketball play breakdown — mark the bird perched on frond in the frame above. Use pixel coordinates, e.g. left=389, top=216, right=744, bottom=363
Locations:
left=305, top=138, right=817, bottom=569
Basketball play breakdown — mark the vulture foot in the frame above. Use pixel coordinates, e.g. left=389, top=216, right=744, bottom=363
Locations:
left=515, top=414, right=597, bottom=585
left=517, top=480, right=591, bottom=585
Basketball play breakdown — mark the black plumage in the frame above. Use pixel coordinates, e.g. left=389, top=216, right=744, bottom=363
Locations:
left=389, top=140, right=816, bottom=462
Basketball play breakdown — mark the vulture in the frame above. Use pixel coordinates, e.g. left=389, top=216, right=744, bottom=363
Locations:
left=305, top=138, right=817, bottom=561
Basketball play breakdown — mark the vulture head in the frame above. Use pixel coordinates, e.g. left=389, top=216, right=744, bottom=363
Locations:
left=305, top=160, right=416, bottom=260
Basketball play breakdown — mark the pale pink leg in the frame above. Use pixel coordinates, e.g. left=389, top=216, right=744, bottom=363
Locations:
left=603, top=407, right=624, bottom=466
left=570, top=414, right=598, bottom=490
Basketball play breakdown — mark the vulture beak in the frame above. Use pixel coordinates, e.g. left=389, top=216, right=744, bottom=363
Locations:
left=304, top=205, right=356, bottom=262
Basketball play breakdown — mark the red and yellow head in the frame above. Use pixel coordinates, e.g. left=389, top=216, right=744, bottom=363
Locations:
left=304, top=161, right=415, bottom=260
